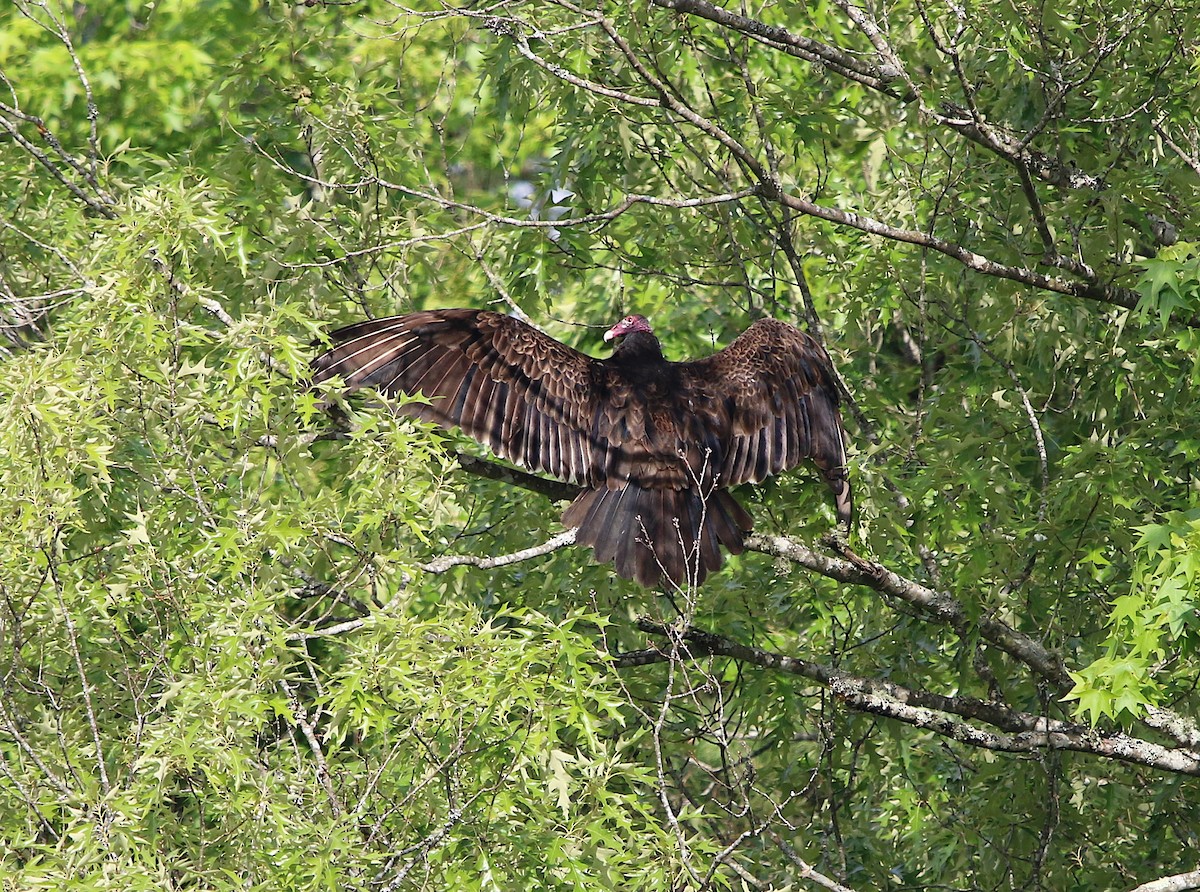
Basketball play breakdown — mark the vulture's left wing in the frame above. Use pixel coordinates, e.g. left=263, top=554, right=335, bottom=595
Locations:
left=311, top=309, right=603, bottom=485
left=682, top=318, right=852, bottom=524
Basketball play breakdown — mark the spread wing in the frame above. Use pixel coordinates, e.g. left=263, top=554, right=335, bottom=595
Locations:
left=310, top=309, right=602, bottom=485
left=682, top=318, right=852, bottom=523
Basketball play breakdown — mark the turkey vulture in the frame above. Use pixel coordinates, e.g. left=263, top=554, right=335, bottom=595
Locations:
left=311, top=309, right=851, bottom=588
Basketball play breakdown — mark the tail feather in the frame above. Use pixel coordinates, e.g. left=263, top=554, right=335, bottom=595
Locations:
left=564, top=483, right=753, bottom=588
left=712, top=491, right=753, bottom=553
left=615, top=502, right=644, bottom=584
left=698, top=499, right=721, bottom=574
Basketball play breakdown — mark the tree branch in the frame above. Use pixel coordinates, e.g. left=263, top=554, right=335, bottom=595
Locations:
left=767, top=188, right=1137, bottom=311
left=747, top=533, right=1074, bottom=690
left=455, top=453, right=580, bottom=502
left=767, top=831, right=860, bottom=892
left=0, top=108, right=116, bottom=219
left=45, top=554, right=111, bottom=799
left=1128, top=868, right=1200, bottom=892
left=648, top=0, right=905, bottom=98
left=620, top=620, right=1200, bottom=776
left=419, top=529, right=577, bottom=574
left=650, top=0, right=1103, bottom=191
left=1142, top=708, right=1200, bottom=750
left=278, top=678, right=345, bottom=817
left=1153, top=121, right=1200, bottom=179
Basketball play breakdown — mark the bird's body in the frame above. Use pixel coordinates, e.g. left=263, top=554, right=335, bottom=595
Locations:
left=311, top=309, right=850, bottom=588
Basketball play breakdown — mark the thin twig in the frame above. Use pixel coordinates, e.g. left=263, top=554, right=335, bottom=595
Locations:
left=278, top=678, right=345, bottom=816
left=767, top=830, right=860, bottom=892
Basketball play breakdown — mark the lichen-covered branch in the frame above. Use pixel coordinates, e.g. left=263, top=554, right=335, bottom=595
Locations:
left=420, top=529, right=578, bottom=574
left=748, top=533, right=1074, bottom=689
left=621, top=620, right=1200, bottom=777
left=1128, top=868, right=1200, bottom=892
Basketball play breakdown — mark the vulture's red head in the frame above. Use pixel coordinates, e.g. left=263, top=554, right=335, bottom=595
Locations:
left=603, top=314, right=653, bottom=344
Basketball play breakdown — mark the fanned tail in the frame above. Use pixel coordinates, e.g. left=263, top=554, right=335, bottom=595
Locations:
left=563, top=483, right=753, bottom=588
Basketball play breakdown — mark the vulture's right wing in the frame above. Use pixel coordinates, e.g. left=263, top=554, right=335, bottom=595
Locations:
left=311, top=309, right=603, bottom=486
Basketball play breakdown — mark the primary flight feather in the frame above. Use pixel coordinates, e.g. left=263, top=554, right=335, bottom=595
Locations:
left=311, top=309, right=851, bottom=588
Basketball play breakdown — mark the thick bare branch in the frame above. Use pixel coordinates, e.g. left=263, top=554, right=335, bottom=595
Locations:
left=454, top=453, right=580, bottom=502
left=1128, top=868, right=1200, bottom=892
left=748, top=533, right=1075, bottom=690
left=1142, top=708, right=1200, bottom=750
left=622, top=620, right=1200, bottom=776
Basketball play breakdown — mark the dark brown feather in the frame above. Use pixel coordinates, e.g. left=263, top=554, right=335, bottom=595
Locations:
left=311, top=309, right=851, bottom=588
left=680, top=318, right=852, bottom=525
left=311, top=310, right=601, bottom=486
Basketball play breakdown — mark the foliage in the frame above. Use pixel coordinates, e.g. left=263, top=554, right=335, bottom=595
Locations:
left=1, top=0, right=1199, bottom=890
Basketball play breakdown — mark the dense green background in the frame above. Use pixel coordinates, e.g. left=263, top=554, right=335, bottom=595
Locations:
left=1, top=1, right=1198, bottom=889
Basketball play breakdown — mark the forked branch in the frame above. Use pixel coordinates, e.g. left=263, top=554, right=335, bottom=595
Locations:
left=620, top=619, right=1200, bottom=777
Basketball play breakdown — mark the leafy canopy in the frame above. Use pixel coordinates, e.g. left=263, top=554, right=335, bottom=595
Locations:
left=1, top=0, right=1198, bottom=890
